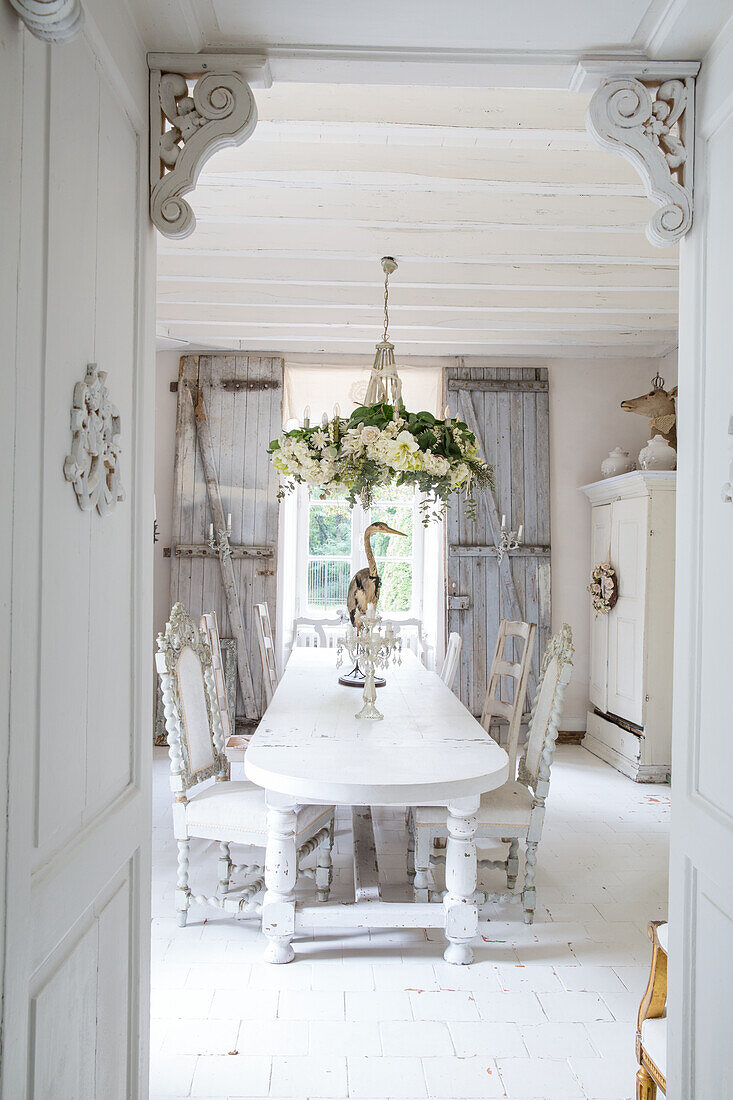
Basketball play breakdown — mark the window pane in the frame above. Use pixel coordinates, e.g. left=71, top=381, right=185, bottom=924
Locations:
left=377, top=561, right=413, bottom=612
left=309, top=504, right=351, bottom=556
left=307, top=559, right=351, bottom=609
left=373, top=483, right=414, bottom=504
left=369, top=504, right=413, bottom=556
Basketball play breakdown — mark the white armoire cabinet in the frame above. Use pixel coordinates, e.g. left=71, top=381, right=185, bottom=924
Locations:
left=580, top=471, right=676, bottom=782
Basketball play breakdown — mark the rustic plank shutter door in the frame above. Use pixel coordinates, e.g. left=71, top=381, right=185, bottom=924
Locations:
left=170, top=354, right=283, bottom=720
left=445, top=363, right=551, bottom=719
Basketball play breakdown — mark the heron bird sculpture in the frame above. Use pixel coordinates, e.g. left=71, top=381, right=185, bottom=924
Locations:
left=347, top=521, right=406, bottom=629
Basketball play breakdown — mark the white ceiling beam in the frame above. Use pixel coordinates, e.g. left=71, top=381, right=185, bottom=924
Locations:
left=246, top=119, right=595, bottom=150
left=156, top=302, right=676, bottom=323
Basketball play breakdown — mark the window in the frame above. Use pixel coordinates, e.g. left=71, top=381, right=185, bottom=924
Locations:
left=298, top=484, right=423, bottom=618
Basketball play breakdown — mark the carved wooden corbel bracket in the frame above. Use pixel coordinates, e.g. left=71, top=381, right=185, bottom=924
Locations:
left=149, top=58, right=265, bottom=239
left=9, top=0, right=83, bottom=42
left=582, top=62, right=700, bottom=248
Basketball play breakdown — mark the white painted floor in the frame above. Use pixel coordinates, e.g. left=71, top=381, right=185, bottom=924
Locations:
left=150, top=745, right=669, bottom=1100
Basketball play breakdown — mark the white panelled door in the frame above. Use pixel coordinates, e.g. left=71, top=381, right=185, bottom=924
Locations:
left=606, top=496, right=647, bottom=726
left=669, top=33, right=733, bottom=1099
left=588, top=504, right=611, bottom=714
left=2, top=11, right=152, bottom=1099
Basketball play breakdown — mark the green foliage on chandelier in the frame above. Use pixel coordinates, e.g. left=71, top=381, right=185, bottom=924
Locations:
left=269, top=401, right=494, bottom=524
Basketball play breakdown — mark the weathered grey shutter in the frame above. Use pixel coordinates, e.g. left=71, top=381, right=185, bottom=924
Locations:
left=445, top=363, right=551, bottom=718
left=169, top=354, right=283, bottom=721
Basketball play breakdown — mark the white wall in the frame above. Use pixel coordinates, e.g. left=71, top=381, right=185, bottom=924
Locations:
left=1, top=4, right=154, bottom=1095
left=155, top=349, right=671, bottom=730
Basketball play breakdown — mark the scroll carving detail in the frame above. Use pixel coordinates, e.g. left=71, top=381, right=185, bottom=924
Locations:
left=63, top=364, right=125, bottom=516
left=150, top=70, right=257, bottom=239
left=9, top=0, right=83, bottom=43
left=587, top=76, right=694, bottom=247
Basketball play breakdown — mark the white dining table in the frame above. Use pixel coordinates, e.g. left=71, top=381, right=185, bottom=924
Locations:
left=244, top=647, right=508, bottom=965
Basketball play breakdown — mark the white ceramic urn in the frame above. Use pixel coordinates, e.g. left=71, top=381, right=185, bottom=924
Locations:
left=601, top=447, right=634, bottom=478
left=638, top=435, right=677, bottom=470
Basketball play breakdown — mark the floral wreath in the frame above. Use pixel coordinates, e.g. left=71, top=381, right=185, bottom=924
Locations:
left=587, top=561, right=618, bottom=616
left=268, top=401, right=494, bottom=524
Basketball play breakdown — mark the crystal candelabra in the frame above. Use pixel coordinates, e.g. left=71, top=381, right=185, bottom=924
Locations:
left=496, top=514, right=524, bottom=564
left=336, top=604, right=402, bottom=720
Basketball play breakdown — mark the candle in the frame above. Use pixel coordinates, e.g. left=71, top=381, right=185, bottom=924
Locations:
left=321, top=412, right=329, bottom=428
left=209, top=523, right=214, bottom=540
left=227, top=513, right=232, bottom=532
left=517, top=524, right=523, bottom=542
left=302, top=405, right=310, bottom=428
left=501, top=514, right=506, bottom=529
left=333, top=402, right=340, bottom=418
left=444, top=405, right=451, bottom=420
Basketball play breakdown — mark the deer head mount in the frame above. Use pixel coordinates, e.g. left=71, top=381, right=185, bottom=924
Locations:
left=621, top=373, right=678, bottom=450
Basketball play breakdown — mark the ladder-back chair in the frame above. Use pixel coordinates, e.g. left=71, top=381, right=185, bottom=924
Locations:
left=254, top=602, right=279, bottom=706
left=409, top=624, right=573, bottom=923
left=481, top=619, right=537, bottom=776
left=199, top=611, right=232, bottom=744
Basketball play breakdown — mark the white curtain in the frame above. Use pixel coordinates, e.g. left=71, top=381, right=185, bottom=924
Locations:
left=283, top=363, right=443, bottom=425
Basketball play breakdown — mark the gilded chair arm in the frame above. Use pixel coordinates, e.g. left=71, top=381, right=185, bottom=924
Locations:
left=636, top=920, right=668, bottom=1057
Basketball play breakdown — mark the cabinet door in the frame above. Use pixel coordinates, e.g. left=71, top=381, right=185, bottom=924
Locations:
left=588, top=504, right=611, bottom=713
left=607, top=495, right=648, bottom=725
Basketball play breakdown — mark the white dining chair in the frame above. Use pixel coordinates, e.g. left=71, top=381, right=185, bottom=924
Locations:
left=383, top=617, right=434, bottom=668
left=156, top=602, right=335, bottom=926
left=199, top=611, right=233, bottom=744
left=408, top=624, right=573, bottom=923
left=481, top=619, right=537, bottom=777
left=254, top=601, right=279, bottom=705
left=440, top=631, right=462, bottom=689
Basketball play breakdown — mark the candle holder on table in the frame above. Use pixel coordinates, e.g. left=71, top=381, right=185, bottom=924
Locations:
left=336, top=605, right=401, bottom=721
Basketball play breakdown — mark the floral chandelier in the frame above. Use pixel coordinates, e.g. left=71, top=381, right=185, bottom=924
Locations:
left=269, top=257, right=493, bottom=523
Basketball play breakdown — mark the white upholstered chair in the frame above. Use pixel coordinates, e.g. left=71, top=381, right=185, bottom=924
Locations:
left=254, top=601, right=279, bottom=705
left=481, top=619, right=537, bottom=777
left=440, top=631, right=462, bottom=689
left=636, top=921, right=668, bottom=1098
left=156, top=603, right=335, bottom=926
left=408, top=624, right=573, bottom=923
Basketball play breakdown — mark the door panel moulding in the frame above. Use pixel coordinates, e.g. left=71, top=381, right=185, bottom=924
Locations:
left=577, top=59, right=700, bottom=247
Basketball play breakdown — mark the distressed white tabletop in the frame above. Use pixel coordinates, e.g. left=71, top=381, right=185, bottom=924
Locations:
left=245, top=647, right=509, bottom=805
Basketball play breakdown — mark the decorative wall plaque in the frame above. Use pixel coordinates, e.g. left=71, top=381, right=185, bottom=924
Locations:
left=63, top=363, right=125, bottom=516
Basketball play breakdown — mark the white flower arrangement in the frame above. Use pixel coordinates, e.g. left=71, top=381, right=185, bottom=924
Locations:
left=269, top=401, right=493, bottom=522
left=587, top=561, right=618, bottom=616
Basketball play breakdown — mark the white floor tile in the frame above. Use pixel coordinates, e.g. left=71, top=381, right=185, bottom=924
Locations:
left=554, top=965, right=627, bottom=993
left=189, top=1055, right=271, bottom=1097
left=495, top=964, right=563, bottom=993
left=208, top=989, right=279, bottom=1021
left=149, top=1054, right=198, bottom=1097
left=379, top=1021, right=453, bottom=1057
left=422, top=1055, right=504, bottom=1098
left=235, top=1019, right=309, bottom=1057
left=349, top=1055, right=427, bottom=1098
left=537, top=991, right=614, bottom=1023
left=497, top=1057, right=584, bottom=1098
left=269, top=1055, right=347, bottom=1097
left=600, top=992, right=643, bottom=1023
left=409, top=990, right=480, bottom=1022
left=161, top=1018, right=239, bottom=1057
left=278, top=989, right=345, bottom=1020
left=519, top=1022, right=597, bottom=1060
left=372, top=963, right=439, bottom=992
left=570, top=1055, right=638, bottom=1098
left=346, top=991, right=413, bottom=1022
left=473, top=991, right=546, bottom=1024
left=310, top=1021, right=382, bottom=1057
left=447, top=1021, right=527, bottom=1058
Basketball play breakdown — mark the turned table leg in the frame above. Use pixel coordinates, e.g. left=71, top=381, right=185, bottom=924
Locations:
left=262, top=791, right=298, bottom=964
left=443, top=795, right=480, bottom=965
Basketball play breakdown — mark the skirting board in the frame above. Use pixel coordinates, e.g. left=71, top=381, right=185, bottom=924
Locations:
left=583, top=711, right=670, bottom=784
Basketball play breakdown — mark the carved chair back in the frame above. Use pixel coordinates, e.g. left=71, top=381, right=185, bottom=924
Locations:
left=440, top=631, right=462, bottom=689
left=383, top=617, right=433, bottom=667
left=518, top=623, right=574, bottom=798
left=199, top=611, right=232, bottom=743
left=254, top=601, right=279, bottom=706
left=291, top=615, right=346, bottom=652
left=155, top=603, right=229, bottom=797
left=480, top=619, right=537, bottom=776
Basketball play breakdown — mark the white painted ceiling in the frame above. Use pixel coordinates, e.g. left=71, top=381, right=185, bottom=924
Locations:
left=147, top=0, right=729, bottom=359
